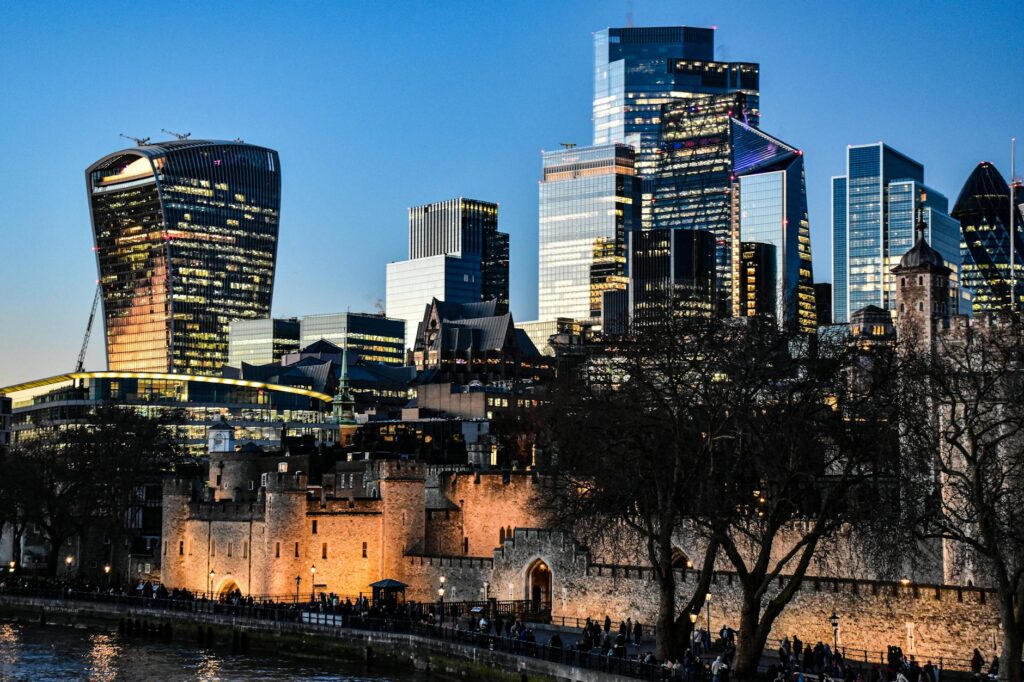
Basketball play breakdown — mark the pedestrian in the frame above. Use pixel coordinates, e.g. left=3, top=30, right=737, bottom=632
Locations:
left=634, top=621, right=643, bottom=645
left=712, top=655, right=728, bottom=682
left=605, top=615, right=612, bottom=634
left=971, top=649, right=985, bottom=677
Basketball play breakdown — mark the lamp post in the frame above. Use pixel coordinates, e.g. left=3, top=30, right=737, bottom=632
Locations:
left=8, top=560, right=15, bottom=574
left=689, top=613, right=698, bottom=654
left=103, top=564, right=111, bottom=588
left=295, top=575, right=301, bottom=604
left=209, top=570, right=215, bottom=600
left=310, top=565, right=317, bottom=602
left=829, top=611, right=840, bottom=651
left=704, top=593, right=712, bottom=638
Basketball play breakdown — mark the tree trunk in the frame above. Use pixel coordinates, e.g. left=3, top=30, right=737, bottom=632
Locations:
left=731, top=595, right=767, bottom=680
left=655, top=556, right=678, bottom=661
left=998, top=597, right=1022, bottom=682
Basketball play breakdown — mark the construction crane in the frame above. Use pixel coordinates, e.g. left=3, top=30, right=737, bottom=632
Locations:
left=161, top=128, right=191, bottom=140
left=120, top=133, right=151, bottom=146
left=75, top=284, right=102, bottom=373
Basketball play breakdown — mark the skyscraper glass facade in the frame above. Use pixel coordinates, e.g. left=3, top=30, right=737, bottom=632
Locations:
left=628, top=227, right=716, bottom=320
left=408, top=198, right=509, bottom=306
left=385, top=255, right=481, bottom=347
left=831, top=177, right=848, bottom=324
left=652, top=91, right=760, bottom=304
left=87, top=140, right=281, bottom=375
left=730, top=121, right=815, bottom=333
left=298, top=312, right=405, bottom=366
left=227, top=317, right=300, bottom=367
left=953, top=163, right=1024, bottom=314
left=538, top=144, right=640, bottom=323
left=832, top=143, right=958, bottom=321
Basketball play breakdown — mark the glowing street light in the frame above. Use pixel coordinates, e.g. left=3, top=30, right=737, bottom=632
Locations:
left=310, top=565, right=317, bottom=602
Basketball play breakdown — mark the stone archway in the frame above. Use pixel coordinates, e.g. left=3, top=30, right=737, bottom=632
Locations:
left=216, top=576, right=239, bottom=599
left=671, top=547, right=692, bottom=569
left=526, top=559, right=552, bottom=611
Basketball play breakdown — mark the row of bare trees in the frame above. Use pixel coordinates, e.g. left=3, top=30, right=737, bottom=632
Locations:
left=0, top=405, right=184, bottom=577
left=542, top=305, right=1024, bottom=681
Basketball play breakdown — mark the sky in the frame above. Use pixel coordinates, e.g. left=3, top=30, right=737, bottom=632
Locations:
left=1, top=1, right=1021, bottom=386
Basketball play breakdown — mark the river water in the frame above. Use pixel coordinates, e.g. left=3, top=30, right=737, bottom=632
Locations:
left=0, top=620, right=419, bottom=681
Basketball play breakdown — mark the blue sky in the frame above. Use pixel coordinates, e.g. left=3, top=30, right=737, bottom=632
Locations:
left=1, top=1, right=1021, bottom=386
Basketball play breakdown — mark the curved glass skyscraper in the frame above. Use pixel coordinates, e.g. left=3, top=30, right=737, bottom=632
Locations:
left=86, top=139, right=281, bottom=375
left=953, top=162, right=1024, bottom=314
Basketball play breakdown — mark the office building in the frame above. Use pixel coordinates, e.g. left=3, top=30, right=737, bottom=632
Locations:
left=538, top=144, right=641, bottom=323
left=517, top=319, right=582, bottom=357
left=815, top=283, right=833, bottom=326
left=227, top=318, right=299, bottom=367
left=652, top=91, right=760, bottom=304
left=0, top=371, right=331, bottom=455
left=409, top=198, right=509, bottom=306
left=831, top=143, right=960, bottom=322
left=86, top=139, right=281, bottom=375
left=628, top=228, right=716, bottom=321
left=952, top=162, right=1024, bottom=314
left=297, top=312, right=405, bottom=366
left=386, top=255, right=482, bottom=347
left=0, top=396, right=10, bottom=454
left=730, top=120, right=816, bottom=333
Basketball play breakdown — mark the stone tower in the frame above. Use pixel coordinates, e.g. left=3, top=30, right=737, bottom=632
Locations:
left=160, top=477, right=197, bottom=590
left=263, top=468, right=310, bottom=597
left=893, top=220, right=953, bottom=349
left=378, top=461, right=426, bottom=582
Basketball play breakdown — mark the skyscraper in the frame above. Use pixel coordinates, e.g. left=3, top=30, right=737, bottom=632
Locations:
left=386, top=255, right=482, bottom=348
left=227, top=318, right=300, bottom=367
left=593, top=27, right=760, bottom=229
left=628, top=227, right=716, bottom=321
left=730, top=119, right=816, bottom=333
left=408, top=198, right=509, bottom=306
left=87, top=139, right=281, bottom=375
left=831, top=143, right=960, bottom=322
left=652, top=91, right=760, bottom=306
left=952, top=162, right=1024, bottom=314
left=298, top=312, right=405, bottom=366
left=538, top=144, right=641, bottom=323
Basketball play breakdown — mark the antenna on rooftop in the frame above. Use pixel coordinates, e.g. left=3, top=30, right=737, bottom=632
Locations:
left=560, top=143, right=577, bottom=150
left=161, top=128, right=191, bottom=140
left=626, top=0, right=634, bottom=28
left=120, top=133, right=151, bottom=146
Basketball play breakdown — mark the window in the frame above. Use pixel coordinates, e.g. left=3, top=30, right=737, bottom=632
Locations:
left=275, top=542, right=280, bottom=558
left=216, top=474, right=222, bottom=486
left=294, top=542, right=299, bottom=558
left=163, top=541, right=167, bottom=556
left=211, top=540, right=216, bottom=557
left=243, top=542, right=248, bottom=559
left=322, top=543, right=328, bottom=560
left=362, top=542, right=367, bottom=558
left=463, top=537, right=469, bottom=555
left=227, top=542, right=233, bottom=558
left=919, top=302, right=924, bottom=312
left=179, top=541, right=184, bottom=556
left=312, top=520, right=318, bottom=534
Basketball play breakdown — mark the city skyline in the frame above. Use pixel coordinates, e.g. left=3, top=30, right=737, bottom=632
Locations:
left=1, top=1, right=1022, bottom=385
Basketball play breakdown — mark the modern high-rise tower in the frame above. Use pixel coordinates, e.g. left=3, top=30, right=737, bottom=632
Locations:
left=537, top=144, right=641, bottom=323
left=593, top=26, right=760, bottom=230
left=952, top=162, right=1024, bottom=314
left=831, top=143, right=960, bottom=322
left=408, top=198, right=509, bottom=305
left=730, top=119, right=816, bottom=333
left=86, top=139, right=281, bottom=375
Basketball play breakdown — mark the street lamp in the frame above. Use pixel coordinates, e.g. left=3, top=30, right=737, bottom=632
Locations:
left=705, top=592, right=712, bottom=640
left=688, top=613, right=698, bottom=653
left=295, top=575, right=301, bottom=604
left=310, top=565, right=316, bottom=602
left=829, top=611, right=840, bottom=651
left=8, top=561, right=14, bottom=574
left=209, top=570, right=215, bottom=599
left=103, top=564, right=111, bottom=587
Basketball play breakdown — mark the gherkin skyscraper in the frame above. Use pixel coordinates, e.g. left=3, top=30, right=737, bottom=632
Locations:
left=86, top=139, right=281, bottom=375
left=953, top=162, right=1024, bottom=314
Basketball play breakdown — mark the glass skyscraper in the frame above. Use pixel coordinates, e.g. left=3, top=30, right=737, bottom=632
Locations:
left=831, top=143, right=959, bottom=322
left=538, top=144, right=641, bottom=323
left=730, top=120, right=816, bottom=333
left=86, top=139, right=281, bottom=375
left=628, top=227, right=716, bottom=320
left=227, top=317, right=299, bottom=367
left=408, top=198, right=509, bottom=305
left=298, top=312, right=405, bottom=366
left=385, top=255, right=482, bottom=347
left=952, top=162, right=1024, bottom=314
left=593, top=27, right=760, bottom=230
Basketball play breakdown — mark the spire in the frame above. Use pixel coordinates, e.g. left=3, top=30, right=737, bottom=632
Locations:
left=332, top=341, right=356, bottom=426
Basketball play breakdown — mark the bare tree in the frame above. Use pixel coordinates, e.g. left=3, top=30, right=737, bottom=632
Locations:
left=896, top=316, right=1024, bottom=682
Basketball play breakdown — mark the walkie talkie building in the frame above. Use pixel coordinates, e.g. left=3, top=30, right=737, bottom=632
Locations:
left=86, top=139, right=281, bottom=375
